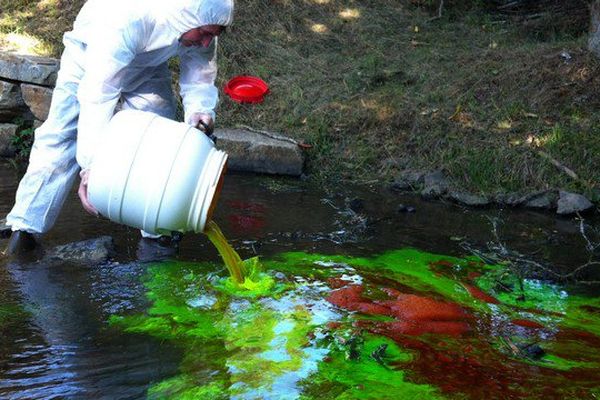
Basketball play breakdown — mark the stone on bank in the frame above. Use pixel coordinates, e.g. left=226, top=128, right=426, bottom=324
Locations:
left=556, top=191, right=594, bottom=215
left=214, top=128, right=304, bottom=176
left=0, top=123, right=17, bottom=157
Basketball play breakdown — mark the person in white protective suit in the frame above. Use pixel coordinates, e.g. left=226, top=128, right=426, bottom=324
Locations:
left=5, top=0, right=235, bottom=255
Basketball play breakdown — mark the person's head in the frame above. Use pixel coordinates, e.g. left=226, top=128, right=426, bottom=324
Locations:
left=180, top=24, right=225, bottom=47
left=159, top=0, right=234, bottom=44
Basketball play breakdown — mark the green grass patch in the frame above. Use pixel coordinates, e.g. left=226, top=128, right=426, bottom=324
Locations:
left=1, top=0, right=598, bottom=195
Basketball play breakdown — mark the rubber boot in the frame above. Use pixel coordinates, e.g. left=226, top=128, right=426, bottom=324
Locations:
left=136, top=232, right=182, bottom=263
left=6, top=230, right=38, bottom=256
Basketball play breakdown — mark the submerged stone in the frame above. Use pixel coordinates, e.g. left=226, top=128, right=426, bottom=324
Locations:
left=45, top=236, right=115, bottom=265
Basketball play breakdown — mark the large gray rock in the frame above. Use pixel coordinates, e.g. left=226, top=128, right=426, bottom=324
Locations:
left=391, top=170, right=425, bottom=191
left=214, top=128, right=304, bottom=176
left=590, top=1, right=600, bottom=58
left=45, top=236, right=115, bottom=265
left=420, top=170, right=449, bottom=199
left=21, top=84, right=53, bottom=120
left=522, top=190, right=558, bottom=210
left=556, top=191, right=594, bottom=215
left=448, top=191, right=490, bottom=207
left=494, top=192, right=524, bottom=207
left=0, top=52, right=59, bottom=86
left=0, top=123, right=17, bottom=157
left=0, top=80, right=26, bottom=121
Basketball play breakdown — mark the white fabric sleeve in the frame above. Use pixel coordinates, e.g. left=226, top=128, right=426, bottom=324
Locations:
left=178, top=37, right=219, bottom=124
left=76, top=26, right=141, bottom=170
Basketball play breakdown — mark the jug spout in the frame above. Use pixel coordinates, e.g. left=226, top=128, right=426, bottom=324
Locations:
left=205, top=162, right=227, bottom=229
left=187, top=147, right=228, bottom=233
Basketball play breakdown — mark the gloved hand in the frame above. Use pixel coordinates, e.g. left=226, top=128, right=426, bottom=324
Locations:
left=78, top=169, right=99, bottom=216
left=189, top=112, right=214, bottom=136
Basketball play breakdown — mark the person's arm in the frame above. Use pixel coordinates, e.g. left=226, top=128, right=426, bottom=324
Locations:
left=76, top=23, right=143, bottom=214
left=178, top=37, right=219, bottom=130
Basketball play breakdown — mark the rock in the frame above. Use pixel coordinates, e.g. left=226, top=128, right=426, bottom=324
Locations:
left=45, top=236, right=115, bottom=265
left=420, top=171, right=449, bottom=199
left=556, top=191, right=594, bottom=215
left=0, top=53, right=59, bottom=86
left=21, top=84, right=53, bottom=120
left=0, top=218, right=10, bottom=238
left=214, top=128, right=304, bottom=176
left=522, top=190, right=558, bottom=210
left=448, top=191, right=490, bottom=207
left=517, top=343, right=546, bottom=360
left=391, top=170, right=424, bottom=191
left=397, top=204, right=416, bottom=213
left=421, top=184, right=447, bottom=199
left=0, top=80, right=26, bottom=121
left=0, top=123, right=18, bottom=157
left=494, top=192, right=524, bottom=207
left=33, top=119, right=44, bottom=129
left=424, top=170, right=448, bottom=188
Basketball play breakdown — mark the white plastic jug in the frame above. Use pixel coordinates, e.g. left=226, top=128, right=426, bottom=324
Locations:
left=88, top=110, right=227, bottom=235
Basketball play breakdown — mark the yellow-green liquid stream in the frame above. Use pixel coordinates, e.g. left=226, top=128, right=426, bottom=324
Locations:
left=204, top=220, right=245, bottom=284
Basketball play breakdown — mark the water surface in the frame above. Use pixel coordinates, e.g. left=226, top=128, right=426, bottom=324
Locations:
left=1, top=161, right=598, bottom=399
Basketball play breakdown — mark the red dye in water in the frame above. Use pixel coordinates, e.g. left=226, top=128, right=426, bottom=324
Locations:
left=511, top=319, right=545, bottom=329
left=463, top=283, right=500, bottom=304
left=327, top=277, right=353, bottom=289
left=327, top=285, right=471, bottom=336
left=467, top=271, right=482, bottom=280
left=226, top=200, right=267, bottom=213
left=429, top=259, right=455, bottom=268
left=324, top=272, right=600, bottom=399
left=227, top=214, right=265, bottom=234
left=226, top=200, right=266, bottom=235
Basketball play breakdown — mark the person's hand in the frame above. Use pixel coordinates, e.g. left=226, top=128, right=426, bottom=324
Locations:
left=189, top=112, right=214, bottom=135
left=78, top=169, right=99, bottom=216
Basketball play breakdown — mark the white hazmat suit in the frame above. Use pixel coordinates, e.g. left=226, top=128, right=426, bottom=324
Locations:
left=6, top=0, right=234, bottom=234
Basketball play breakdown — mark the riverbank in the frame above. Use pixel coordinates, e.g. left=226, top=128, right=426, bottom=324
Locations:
left=1, top=0, right=598, bottom=205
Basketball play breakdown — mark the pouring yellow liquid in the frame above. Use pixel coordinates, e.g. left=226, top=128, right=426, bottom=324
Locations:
left=204, top=220, right=245, bottom=284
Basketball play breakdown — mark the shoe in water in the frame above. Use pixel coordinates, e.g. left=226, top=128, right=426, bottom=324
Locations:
left=136, top=236, right=180, bottom=263
left=6, top=230, right=38, bottom=256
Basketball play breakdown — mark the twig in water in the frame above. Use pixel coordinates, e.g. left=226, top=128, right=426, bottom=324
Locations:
left=460, top=217, right=600, bottom=284
left=576, top=212, right=600, bottom=253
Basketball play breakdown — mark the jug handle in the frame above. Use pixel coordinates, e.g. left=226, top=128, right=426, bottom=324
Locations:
left=197, top=120, right=216, bottom=144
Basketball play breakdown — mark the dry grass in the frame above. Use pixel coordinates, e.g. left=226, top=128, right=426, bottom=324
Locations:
left=1, top=0, right=599, bottom=199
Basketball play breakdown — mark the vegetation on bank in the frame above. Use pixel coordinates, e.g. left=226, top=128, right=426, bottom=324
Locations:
left=1, top=0, right=599, bottom=200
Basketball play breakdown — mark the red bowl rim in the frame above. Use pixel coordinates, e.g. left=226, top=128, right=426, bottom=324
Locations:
left=224, top=75, right=269, bottom=103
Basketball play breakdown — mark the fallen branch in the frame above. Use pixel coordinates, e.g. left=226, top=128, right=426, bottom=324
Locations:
left=521, top=139, right=590, bottom=187
left=429, top=0, right=444, bottom=21
left=535, top=149, right=580, bottom=181
left=577, top=212, right=600, bottom=253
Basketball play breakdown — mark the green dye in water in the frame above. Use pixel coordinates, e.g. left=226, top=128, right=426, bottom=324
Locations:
left=203, top=220, right=282, bottom=297
left=110, top=248, right=600, bottom=399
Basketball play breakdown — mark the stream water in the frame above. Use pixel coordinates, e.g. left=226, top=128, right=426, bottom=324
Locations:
left=1, top=160, right=599, bottom=399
